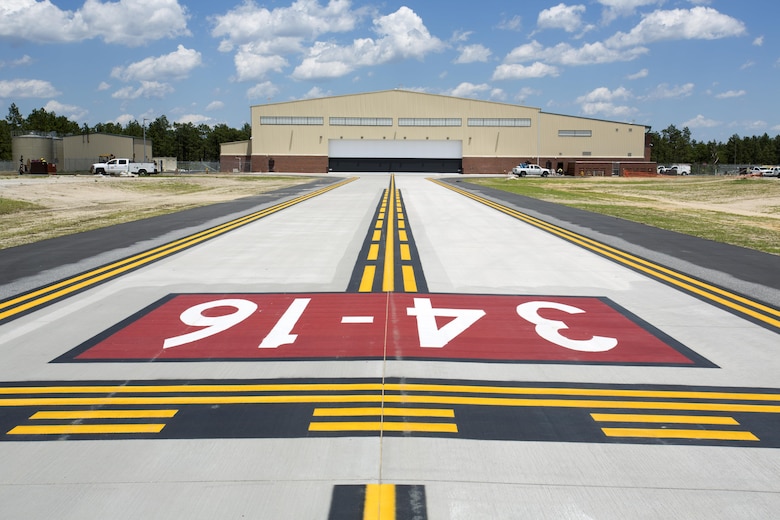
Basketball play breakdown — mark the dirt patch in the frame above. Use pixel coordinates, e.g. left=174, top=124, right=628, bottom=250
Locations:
left=0, top=174, right=314, bottom=249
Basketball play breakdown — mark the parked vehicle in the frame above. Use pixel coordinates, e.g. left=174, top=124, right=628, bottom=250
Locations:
left=511, top=163, right=551, bottom=177
left=658, top=164, right=690, bottom=175
left=759, top=166, right=780, bottom=178
left=91, top=158, right=157, bottom=176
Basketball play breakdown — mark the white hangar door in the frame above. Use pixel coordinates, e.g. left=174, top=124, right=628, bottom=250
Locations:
left=328, top=139, right=462, bottom=173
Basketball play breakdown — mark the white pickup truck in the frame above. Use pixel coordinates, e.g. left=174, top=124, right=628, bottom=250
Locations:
left=91, top=158, right=157, bottom=176
left=511, top=163, right=551, bottom=177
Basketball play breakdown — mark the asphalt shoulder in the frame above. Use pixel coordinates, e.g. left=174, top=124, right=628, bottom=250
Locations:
left=444, top=178, right=780, bottom=304
left=0, top=177, right=343, bottom=289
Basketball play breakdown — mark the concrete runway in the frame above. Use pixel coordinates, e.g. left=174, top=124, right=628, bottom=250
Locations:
left=0, top=174, right=778, bottom=519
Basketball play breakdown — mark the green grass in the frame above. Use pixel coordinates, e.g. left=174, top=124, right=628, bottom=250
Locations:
left=466, top=177, right=780, bottom=255
left=0, top=198, right=44, bottom=215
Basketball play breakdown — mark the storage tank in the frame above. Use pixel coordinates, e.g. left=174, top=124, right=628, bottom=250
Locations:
left=12, top=133, right=63, bottom=172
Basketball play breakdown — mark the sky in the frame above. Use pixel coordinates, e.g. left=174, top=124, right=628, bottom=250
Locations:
left=0, top=0, right=775, bottom=143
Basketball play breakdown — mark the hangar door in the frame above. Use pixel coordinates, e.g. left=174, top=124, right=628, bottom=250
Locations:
left=328, top=139, right=462, bottom=173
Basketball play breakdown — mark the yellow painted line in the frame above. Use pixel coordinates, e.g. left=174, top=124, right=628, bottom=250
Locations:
left=402, top=265, right=417, bottom=292
left=601, top=427, right=759, bottom=441
left=399, top=244, right=411, bottom=261
left=0, top=178, right=357, bottom=322
left=308, top=421, right=458, bottom=433
left=364, top=484, right=395, bottom=520
left=375, top=219, right=384, bottom=229
left=382, top=175, right=396, bottom=292
left=3, top=395, right=780, bottom=414
left=2, top=382, right=780, bottom=403
left=7, top=424, right=166, bottom=435
left=430, top=179, right=780, bottom=329
left=359, top=265, right=376, bottom=292
left=30, top=409, right=178, bottom=419
left=398, top=230, right=408, bottom=242
left=313, top=407, right=455, bottom=418
left=367, top=244, right=380, bottom=261
left=372, top=230, right=382, bottom=241
left=591, top=413, right=740, bottom=425
left=378, top=212, right=385, bottom=219
left=397, top=220, right=405, bottom=229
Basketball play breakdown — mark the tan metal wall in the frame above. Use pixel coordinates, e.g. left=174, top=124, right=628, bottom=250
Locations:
left=250, top=90, right=544, bottom=159
left=63, top=133, right=135, bottom=172
left=539, top=112, right=646, bottom=159
left=249, top=91, right=647, bottom=161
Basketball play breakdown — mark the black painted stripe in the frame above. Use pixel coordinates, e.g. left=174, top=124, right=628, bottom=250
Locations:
left=347, top=175, right=427, bottom=293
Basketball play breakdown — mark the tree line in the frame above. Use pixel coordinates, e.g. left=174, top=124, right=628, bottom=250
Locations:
left=0, top=103, right=250, bottom=162
left=2, top=103, right=779, bottom=166
left=647, top=125, right=780, bottom=166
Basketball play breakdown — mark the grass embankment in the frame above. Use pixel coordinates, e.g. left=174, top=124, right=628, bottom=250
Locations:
left=465, top=176, right=780, bottom=255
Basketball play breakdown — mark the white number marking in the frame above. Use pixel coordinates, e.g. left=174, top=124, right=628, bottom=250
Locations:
left=516, top=301, right=617, bottom=352
left=163, top=299, right=257, bottom=349
left=407, top=297, right=485, bottom=348
left=258, top=298, right=311, bottom=349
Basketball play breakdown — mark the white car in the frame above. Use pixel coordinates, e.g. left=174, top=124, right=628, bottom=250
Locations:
left=511, top=164, right=551, bottom=177
left=759, top=166, right=780, bottom=178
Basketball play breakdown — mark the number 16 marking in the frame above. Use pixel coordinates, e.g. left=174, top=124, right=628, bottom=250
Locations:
left=163, top=298, right=310, bottom=350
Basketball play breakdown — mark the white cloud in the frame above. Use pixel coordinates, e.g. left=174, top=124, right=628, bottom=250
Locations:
left=643, top=82, right=694, bottom=100
left=682, top=114, right=720, bottom=128
left=111, top=81, right=174, bottom=100
left=0, top=0, right=189, bottom=47
left=206, top=101, right=225, bottom=111
left=234, top=50, right=288, bottom=82
left=492, top=62, right=559, bottom=80
left=576, top=86, right=636, bottom=118
left=43, top=100, right=87, bottom=121
left=514, top=87, right=541, bottom=103
left=715, top=90, right=746, bottom=99
left=0, top=78, right=60, bottom=98
left=577, top=86, right=632, bottom=104
left=503, top=40, right=647, bottom=67
left=112, top=45, right=202, bottom=82
left=0, top=55, right=33, bottom=68
left=292, top=7, right=445, bottom=80
left=212, top=0, right=360, bottom=82
left=597, top=0, right=662, bottom=24
left=627, top=68, right=648, bottom=80
left=115, top=113, right=136, bottom=126
left=212, top=0, right=357, bottom=52
left=753, top=36, right=763, bottom=46
left=606, top=7, right=746, bottom=48
left=97, top=81, right=111, bottom=91
left=537, top=3, right=586, bottom=32
left=176, top=114, right=213, bottom=125
left=246, top=81, right=279, bottom=100
left=497, top=15, right=521, bottom=31
left=301, top=86, right=332, bottom=99
left=454, top=44, right=492, bottom=64
left=445, top=82, right=491, bottom=98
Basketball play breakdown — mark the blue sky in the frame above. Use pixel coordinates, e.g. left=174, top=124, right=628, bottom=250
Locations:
left=0, top=0, right=775, bottom=142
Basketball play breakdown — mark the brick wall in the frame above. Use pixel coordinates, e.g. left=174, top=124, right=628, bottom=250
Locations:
left=253, top=155, right=329, bottom=173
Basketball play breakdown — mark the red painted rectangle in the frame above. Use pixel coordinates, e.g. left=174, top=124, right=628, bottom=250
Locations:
left=66, top=293, right=704, bottom=365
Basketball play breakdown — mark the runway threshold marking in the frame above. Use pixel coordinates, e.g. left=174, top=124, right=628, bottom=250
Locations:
left=2, top=380, right=779, bottom=445
left=430, top=178, right=780, bottom=331
left=348, top=175, right=427, bottom=293
left=0, top=177, right=357, bottom=324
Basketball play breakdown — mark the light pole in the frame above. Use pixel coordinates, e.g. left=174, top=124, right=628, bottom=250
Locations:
left=143, top=118, right=149, bottom=162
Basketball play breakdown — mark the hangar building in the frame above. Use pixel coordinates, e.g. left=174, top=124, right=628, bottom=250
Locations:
left=220, top=90, right=654, bottom=175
